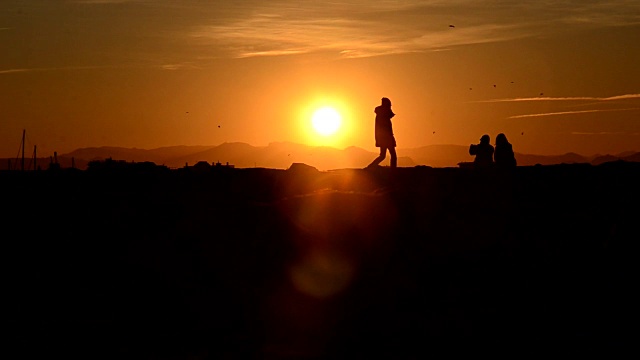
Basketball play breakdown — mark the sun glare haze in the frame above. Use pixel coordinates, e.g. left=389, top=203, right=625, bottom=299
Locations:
left=0, top=1, right=639, bottom=158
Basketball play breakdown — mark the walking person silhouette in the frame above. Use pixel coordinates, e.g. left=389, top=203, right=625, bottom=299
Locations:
left=367, top=97, right=397, bottom=168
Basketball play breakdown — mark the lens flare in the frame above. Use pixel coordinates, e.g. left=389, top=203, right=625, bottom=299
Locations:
left=290, top=250, right=354, bottom=298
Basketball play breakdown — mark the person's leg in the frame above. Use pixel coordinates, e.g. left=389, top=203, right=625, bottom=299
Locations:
left=367, top=147, right=387, bottom=167
left=389, top=147, right=397, bottom=168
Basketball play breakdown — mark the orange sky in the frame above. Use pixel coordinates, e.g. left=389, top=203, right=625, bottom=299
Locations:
left=1, top=1, right=639, bottom=159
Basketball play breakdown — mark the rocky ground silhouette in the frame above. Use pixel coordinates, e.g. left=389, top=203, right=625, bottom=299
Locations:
left=4, top=161, right=639, bottom=358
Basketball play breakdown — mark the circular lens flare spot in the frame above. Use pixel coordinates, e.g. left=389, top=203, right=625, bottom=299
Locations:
left=290, top=251, right=354, bottom=298
left=311, top=107, right=341, bottom=136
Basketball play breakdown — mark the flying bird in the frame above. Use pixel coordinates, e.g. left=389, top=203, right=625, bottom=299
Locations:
left=449, top=24, right=455, bottom=28
left=539, top=92, right=544, bottom=96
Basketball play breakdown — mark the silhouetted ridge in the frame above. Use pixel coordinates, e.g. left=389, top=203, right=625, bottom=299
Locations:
left=4, top=143, right=637, bottom=171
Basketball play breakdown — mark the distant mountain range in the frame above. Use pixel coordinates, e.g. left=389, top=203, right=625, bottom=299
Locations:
left=1, top=142, right=639, bottom=171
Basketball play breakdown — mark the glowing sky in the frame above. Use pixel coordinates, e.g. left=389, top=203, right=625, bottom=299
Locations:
left=1, top=0, right=639, bottom=158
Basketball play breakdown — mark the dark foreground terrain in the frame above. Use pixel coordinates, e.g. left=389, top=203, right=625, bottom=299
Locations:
left=4, top=162, right=639, bottom=358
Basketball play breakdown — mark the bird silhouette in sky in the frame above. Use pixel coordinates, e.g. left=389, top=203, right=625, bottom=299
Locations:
left=449, top=24, right=455, bottom=28
left=539, top=92, right=544, bottom=96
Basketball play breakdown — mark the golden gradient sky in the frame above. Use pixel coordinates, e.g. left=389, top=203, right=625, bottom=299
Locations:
left=1, top=0, right=639, bottom=158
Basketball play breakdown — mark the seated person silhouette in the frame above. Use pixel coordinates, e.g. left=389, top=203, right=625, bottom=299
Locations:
left=469, top=134, right=494, bottom=168
left=494, top=133, right=517, bottom=168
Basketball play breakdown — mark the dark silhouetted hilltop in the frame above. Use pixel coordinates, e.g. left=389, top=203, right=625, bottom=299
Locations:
left=2, top=142, right=638, bottom=170
left=591, top=151, right=640, bottom=165
left=66, top=145, right=215, bottom=164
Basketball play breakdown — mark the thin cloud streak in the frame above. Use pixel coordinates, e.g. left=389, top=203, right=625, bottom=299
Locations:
left=0, top=69, right=29, bottom=74
left=71, top=0, right=142, bottom=4
left=0, top=66, right=120, bottom=75
left=160, top=63, right=201, bottom=71
left=509, top=108, right=640, bottom=119
left=571, top=131, right=626, bottom=135
left=478, top=94, right=640, bottom=103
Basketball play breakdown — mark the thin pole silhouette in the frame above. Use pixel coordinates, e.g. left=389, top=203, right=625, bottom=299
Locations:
left=21, top=129, right=25, bottom=171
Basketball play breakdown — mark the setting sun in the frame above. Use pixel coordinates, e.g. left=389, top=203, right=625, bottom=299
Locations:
left=298, top=99, right=354, bottom=148
left=311, top=107, right=342, bottom=136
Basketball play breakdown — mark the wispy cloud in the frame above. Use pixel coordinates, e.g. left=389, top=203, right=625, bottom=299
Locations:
left=605, top=94, right=640, bottom=101
left=71, top=0, right=141, bottom=4
left=188, top=0, right=640, bottom=58
left=509, top=107, right=640, bottom=119
left=9, top=1, right=640, bottom=64
left=193, top=7, right=533, bottom=58
left=571, top=131, right=627, bottom=135
left=200, top=20, right=530, bottom=59
left=479, top=94, right=640, bottom=103
left=0, top=65, right=117, bottom=75
left=160, top=63, right=201, bottom=71
left=0, top=69, right=29, bottom=74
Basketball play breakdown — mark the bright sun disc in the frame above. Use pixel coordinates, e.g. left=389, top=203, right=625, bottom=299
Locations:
left=312, top=107, right=342, bottom=136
